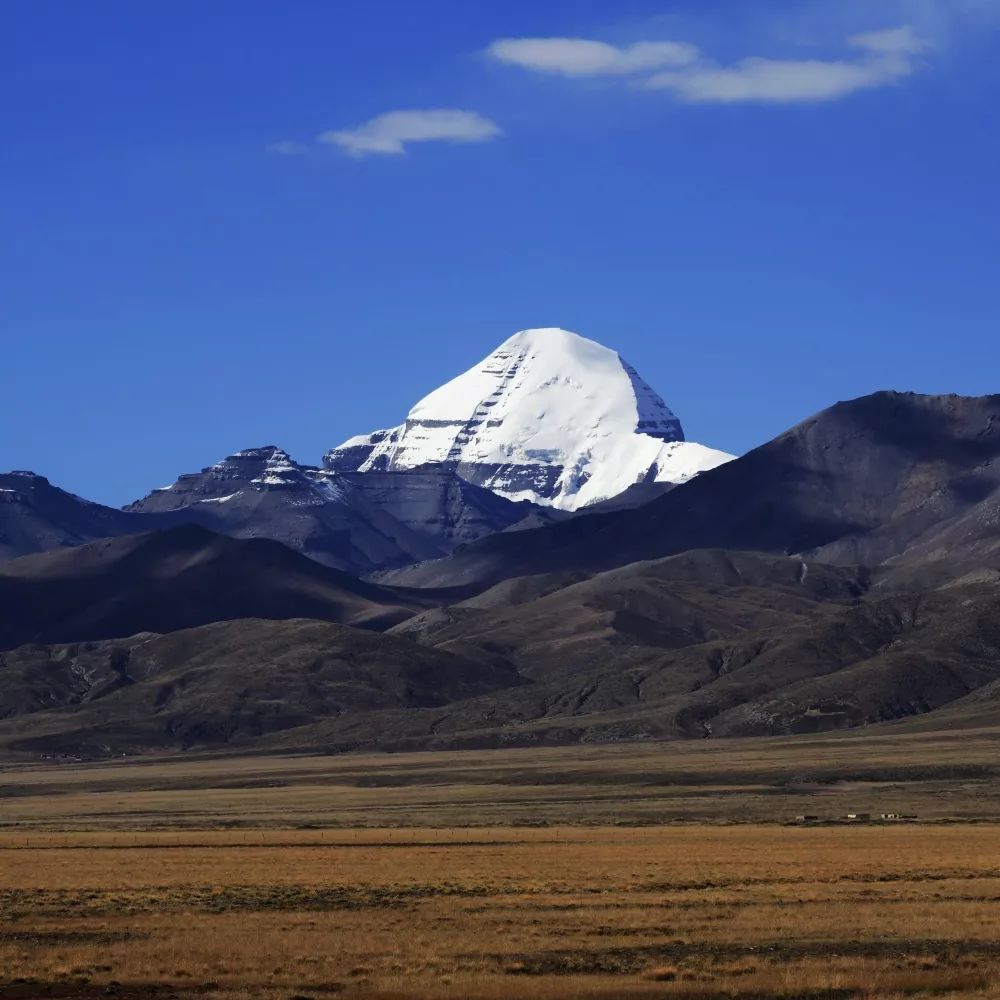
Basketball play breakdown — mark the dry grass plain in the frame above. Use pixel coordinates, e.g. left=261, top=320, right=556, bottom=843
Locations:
left=3, top=728, right=1000, bottom=999
left=3, top=827, right=1000, bottom=1000
left=3, top=725, right=1000, bottom=830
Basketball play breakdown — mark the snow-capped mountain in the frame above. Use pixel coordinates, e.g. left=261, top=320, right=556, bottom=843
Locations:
left=325, top=327, right=733, bottom=510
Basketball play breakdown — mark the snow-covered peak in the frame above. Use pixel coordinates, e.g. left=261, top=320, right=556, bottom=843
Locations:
left=325, top=327, right=734, bottom=510
left=407, top=327, right=683, bottom=446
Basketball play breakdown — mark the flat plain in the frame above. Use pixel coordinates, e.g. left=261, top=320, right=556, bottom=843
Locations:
left=3, top=728, right=1000, bottom=999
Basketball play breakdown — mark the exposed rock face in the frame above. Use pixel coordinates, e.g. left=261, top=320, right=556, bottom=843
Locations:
left=124, top=446, right=537, bottom=574
left=124, top=446, right=445, bottom=573
left=325, top=328, right=733, bottom=510
left=336, top=469, right=552, bottom=551
left=127, top=446, right=343, bottom=511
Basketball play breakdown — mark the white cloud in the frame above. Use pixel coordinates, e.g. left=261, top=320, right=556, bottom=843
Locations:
left=645, top=25, right=927, bottom=103
left=487, top=37, right=699, bottom=77
left=266, top=140, right=308, bottom=156
left=647, top=58, right=906, bottom=104
left=491, top=25, right=930, bottom=105
left=319, top=109, right=502, bottom=156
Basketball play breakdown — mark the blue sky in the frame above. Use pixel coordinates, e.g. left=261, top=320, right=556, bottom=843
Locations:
left=3, top=0, right=998, bottom=506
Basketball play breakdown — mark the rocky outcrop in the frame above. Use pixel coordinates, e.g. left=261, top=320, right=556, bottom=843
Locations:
left=125, top=446, right=539, bottom=574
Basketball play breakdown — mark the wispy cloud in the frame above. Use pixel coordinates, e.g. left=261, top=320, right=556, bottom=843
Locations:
left=850, top=25, right=928, bottom=54
left=647, top=26, right=927, bottom=103
left=487, top=37, right=698, bottom=77
left=788, top=0, right=1000, bottom=48
left=318, top=109, right=502, bottom=156
left=489, top=24, right=931, bottom=104
left=266, top=140, right=308, bottom=156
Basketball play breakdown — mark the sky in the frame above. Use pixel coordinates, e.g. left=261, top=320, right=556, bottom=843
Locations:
left=2, top=0, right=999, bottom=506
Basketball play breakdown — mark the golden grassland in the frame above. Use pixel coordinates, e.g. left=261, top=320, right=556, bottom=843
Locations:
left=2, top=826, right=1000, bottom=999
left=2, top=724, right=1000, bottom=831
left=3, top=730, right=1000, bottom=998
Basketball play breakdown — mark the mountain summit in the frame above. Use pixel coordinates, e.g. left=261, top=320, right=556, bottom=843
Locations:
left=325, top=327, right=733, bottom=510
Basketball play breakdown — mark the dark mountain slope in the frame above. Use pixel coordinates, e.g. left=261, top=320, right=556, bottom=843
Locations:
left=256, top=578, right=1000, bottom=754
left=0, top=471, right=163, bottom=562
left=391, top=550, right=870, bottom=679
left=1, top=545, right=997, bottom=757
left=124, top=446, right=543, bottom=574
left=123, top=446, right=446, bottom=573
left=694, top=583, right=1000, bottom=737
left=4, top=390, right=1000, bottom=759
left=0, top=525, right=418, bottom=649
left=0, top=449, right=546, bottom=577
left=0, top=618, right=521, bottom=756
left=380, top=392, right=1000, bottom=589
left=886, top=675, right=1000, bottom=734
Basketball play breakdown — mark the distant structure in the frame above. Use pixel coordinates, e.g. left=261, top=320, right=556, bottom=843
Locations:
left=792, top=812, right=919, bottom=823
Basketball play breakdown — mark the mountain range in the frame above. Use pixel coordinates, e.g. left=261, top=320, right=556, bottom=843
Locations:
left=3, top=329, right=721, bottom=572
left=1, top=328, right=999, bottom=759
left=379, top=389, right=1000, bottom=590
